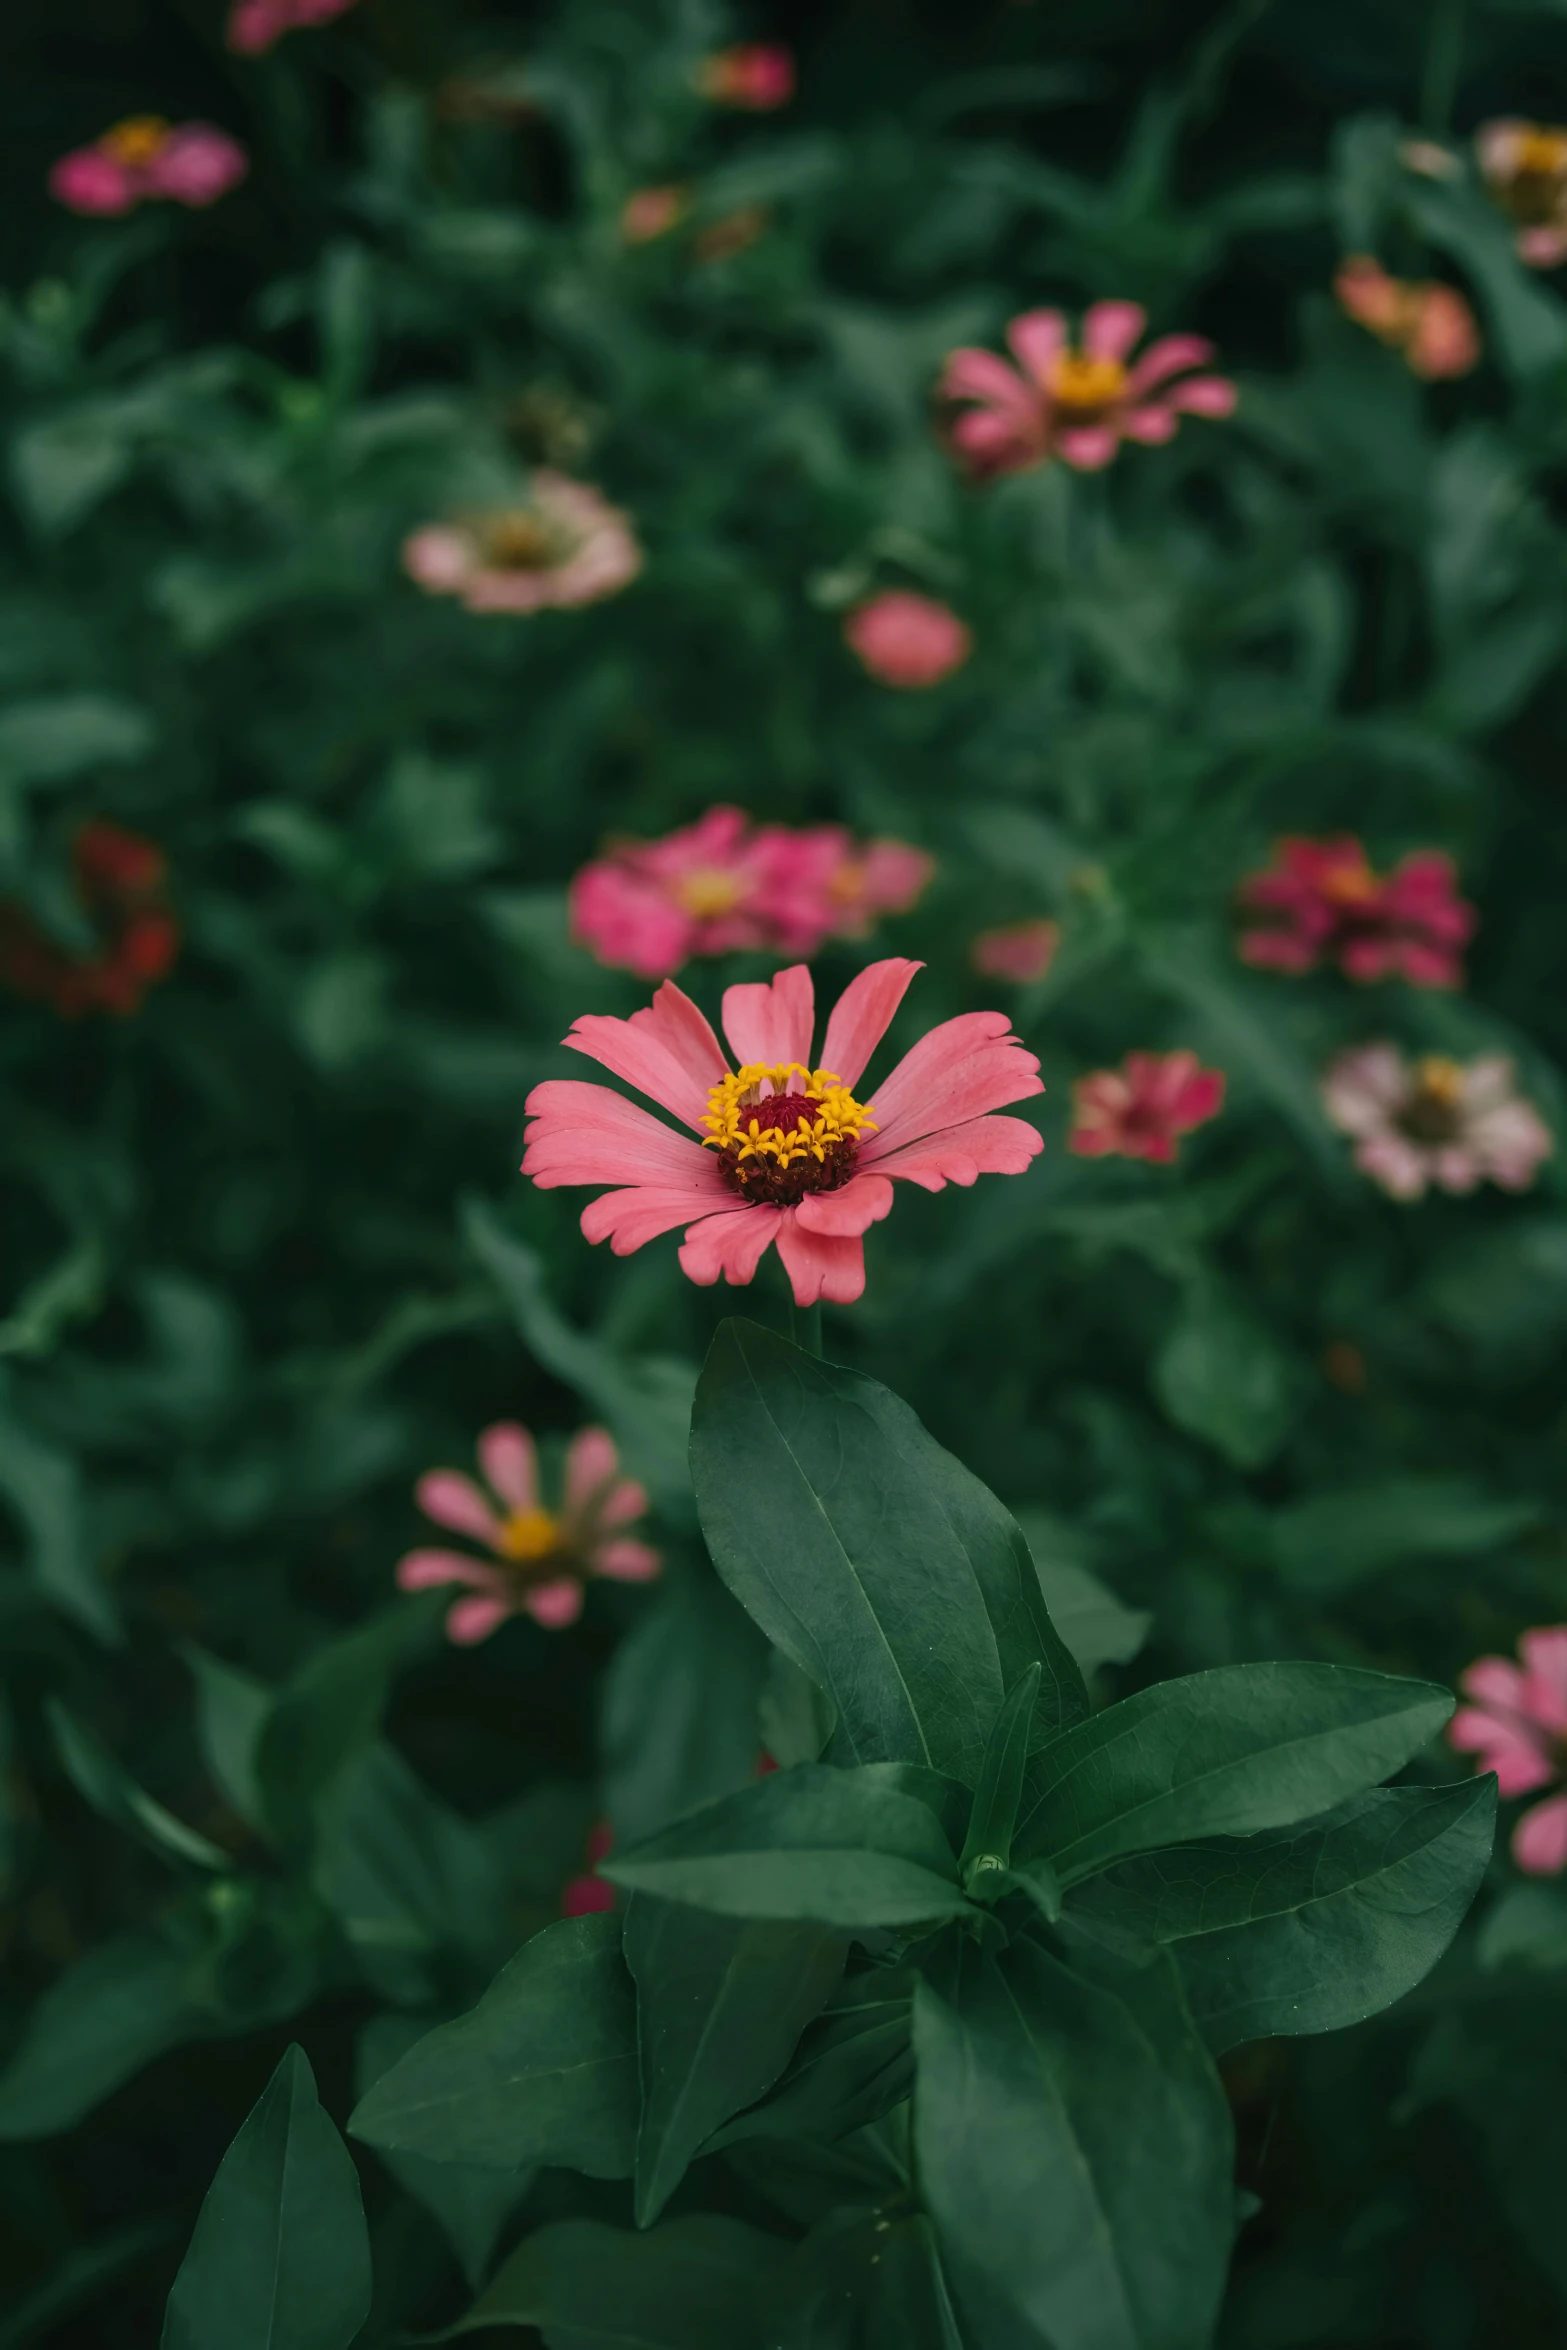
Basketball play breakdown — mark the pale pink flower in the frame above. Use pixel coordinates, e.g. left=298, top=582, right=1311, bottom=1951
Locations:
left=843, top=592, right=973, bottom=689
left=938, top=300, right=1237, bottom=479
left=1476, top=119, right=1567, bottom=268
left=971, top=920, right=1060, bottom=984
left=1321, top=1045, right=1554, bottom=1201
left=397, top=1422, right=658, bottom=1644
left=1334, top=257, right=1480, bottom=380
left=227, top=0, right=357, bottom=55
left=1449, top=1629, right=1567, bottom=1874
left=521, top=958, right=1044, bottom=1307
left=697, top=43, right=795, bottom=110
left=1069, top=1051, right=1225, bottom=1163
left=621, top=185, right=690, bottom=243
left=49, top=118, right=248, bottom=215
left=403, top=473, right=642, bottom=615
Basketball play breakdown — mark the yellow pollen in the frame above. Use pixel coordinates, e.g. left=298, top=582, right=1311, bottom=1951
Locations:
left=1414, top=1055, right=1465, bottom=1109
left=826, top=860, right=867, bottom=905
left=480, top=510, right=570, bottom=570
left=1321, top=859, right=1379, bottom=908
left=676, top=867, right=749, bottom=918
left=101, top=116, right=171, bottom=166
left=701, top=1062, right=878, bottom=1169
left=1046, top=351, right=1128, bottom=411
left=1514, top=128, right=1567, bottom=178
left=495, top=1505, right=560, bottom=1562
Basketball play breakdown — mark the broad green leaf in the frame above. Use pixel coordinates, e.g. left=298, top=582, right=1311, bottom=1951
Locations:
left=704, top=1967, right=916, bottom=2152
left=772, top=2206, right=962, bottom=2350
left=0, top=1399, right=118, bottom=1642
left=446, top=2214, right=792, bottom=2346
left=0, top=694, right=154, bottom=791
left=0, top=1934, right=197, bottom=2141
left=626, top=1897, right=846, bottom=2225
left=604, top=1763, right=969, bottom=1929
left=915, top=1936, right=1232, bottom=2350
left=1152, top=1279, right=1298, bottom=1470
left=348, top=1912, right=637, bottom=2176
left=1015, top=1517, right=1151, bottom=1678
left=162, top=2044, right=370, bottom=2350
left=602, top=1569, right=769, bottom=1847
left=313, top=1743, right=507, bottom=2000
left=257, top=1600, right=432, bottom=1856
left=356, top=2016, right=531, bottom=2288
left=960, top=1662, right=1041, bottom=1892
left=1269, top=1481, right=1542, bottom=1597
left=184, top=1643, right=271, bottom=1830
left=689, top=1321, right=1086, bottom=1787
left=1072, top=1781, right=1495, bottom=2051
left=1014, top=1663, right=1453, bottom=1887
left=47, top=1701, right=230, bottom=1873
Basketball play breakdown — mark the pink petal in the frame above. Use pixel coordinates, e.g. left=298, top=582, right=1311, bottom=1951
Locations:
left=1056, top=426, right=1122, bottom=470
left=522, top=1082, right=718, bottom=1188
left=563, top=982, right=728, bottom=1131
left=870, top=1113, right=1044, bottom=1190
left=1168, top=1068, right=1227, bottom=1130
left=1520, top=1628, right=1567, bottom=1734
left=1461, top=1656, right=1528, bottom=1709
left=941, top=347, right=1040, bottom=413
left=416, top=1471, right=503, bottom=1544
left=1513, top=1790, right=1567, bottom=1875
left=397, top=1548, right=500, bottom=1593
left=1122, top=406, right=1179, bottom=444
left=632, top=979, right=731, bottom=1095
left=869, top=1013, right=1043, bottom=1151
left=478, top=1423, right=538, bottom=1514
left=776, top=1214, right=867, bottom=1306
left=581, top=1181, right=735, bottom=1254
left=595, top=1538, right=662, bottom=1582
left=447, top=1595, right=512, bottom=1645
left=1165, top=376, right=1237, bottom=418
left=1125, top=333, right=1214, bottom=394
left=561, top=1872, right=617, bottom=1916
left=677, top=1204, right=784, bottom=1288
left=1448, top=1708, right=1556, bottom=1796
left=525, top=1579, right=586, bottom=1629
left=794, top=1173, right=895, bottom=1237
left=722, top=963, right=815, bottom=1070
left=1083, top=300, right=1147, bottom=363
left=564, top=1426, right=620, bottom=1511
left=819, top=958, right=923, bottom=1089
left=1005, top=308, right=1068, bottom=380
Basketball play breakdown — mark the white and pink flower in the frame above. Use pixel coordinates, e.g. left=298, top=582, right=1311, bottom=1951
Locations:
left=403, top=474, right=642, bottom=616
left=1321, top=1044, right=1553, bottom=1201
left=1450, top=1628, right=1567, bottom=1874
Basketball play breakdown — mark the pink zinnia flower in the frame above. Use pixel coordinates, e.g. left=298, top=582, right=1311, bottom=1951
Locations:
left=1334, top=257, right=1480, bottom=380
left=819, top=838, right=936, bottom=940
left=696, top=43, right=795, bottom=110
left=621, top=185, right=690, bottom=243
left=561, top=1821, right=617, bottom=1916
left=938, top=301, right=1236, bottom=479
left=521, top=958, right=1043, bottom=1307
left=1321, top=1045, right=1553, bottom=1202
left=1069, top=1051, right=1226, bottom=1163
left=227, top=0, right=357, bottom=55
left=396, top=1423, right=659, bottom=1644
left=971, top=920, right=1060, bottom=985
left=1450, top=1629, right=1567, bottom=1874
left=49, top=118, right=248, bottom=216
left=1238, top=837, right=1475, bottom=988
left=1476, top=119, right=1567, bottom=269
left=403, top=474, right=642, bottom=615
left=842, top=592, right=973, bottom=689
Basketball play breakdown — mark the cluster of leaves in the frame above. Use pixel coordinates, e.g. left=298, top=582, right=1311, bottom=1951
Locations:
left=3, top=0, right=1567, bottom=2343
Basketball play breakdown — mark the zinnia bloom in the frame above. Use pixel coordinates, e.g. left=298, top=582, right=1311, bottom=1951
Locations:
left=1069, top=1051, right=1225, bottom=1163
left=396, top=1423, right=659, bottom=1644
left=403, top=473, right=642, bottom=615
left=0, top=822, right=180, bottom=1017
left=521, top=958, right=1044, bottom=1307
left=971, top=920, right=1060, bottom=984
left=697, top=43, right=795, bottom=109
left=1449, top=1629, right=1567, bottom=1874
left=939, top=301, right=1236, bottom=479
left=1476, top=119, right=1567, bottom=268
left=49, top=117, right=247, bottom=215
left=1334, top=257, right=1480, bottom=380
left=568, top=806, right=932, bottom=981
left=227, top=0, right=357, bottom=54
left=1238, top=837, right=1475, bottom=988
left=1321, top=1045, right=1553, bottom=1200
left=621, top=185, right=689, bottom=243
left=843, top=592, right=973, bottom=689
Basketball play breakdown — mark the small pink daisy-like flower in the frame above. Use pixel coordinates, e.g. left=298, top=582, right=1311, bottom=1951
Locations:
left=696, top=43, right=795, bottom=110
left=842, top=592, right=973, bottom=689
left=1334, top=257, right=1480, bottom=381
left=818, top=838, right=936, bottom=941
left=1069, top=1051, right=1225, bottom=1164
left=1321, top=1045, right=1553, bottom=1202
left=621, top=185, right=690, bottom=243
left=49, top=117, right=248, bottom=215
left=397, top=1423, right=659, bottom=1644
left=1449, top=1629, right=1567, bottom=1874
left=1475, top=119, right=1567, bottom=269
left=522, top=957, right=1043, bottom=1307
left=561, top=1821, right=617, bottom=1916
left=227, top=0, right=357, bottom=55
left=1238, top=837, right=1475, bottom=989
left=971, top=920, right=1060, bottom=985
left=403, top=474, right=642, bottom=616
left=938, top=300, right=1236, bottom=479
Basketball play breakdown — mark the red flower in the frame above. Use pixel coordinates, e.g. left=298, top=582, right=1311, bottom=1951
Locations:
left=0, top=822, right=180, bottom=1018
left=697, top=44, right=795, bottom=110
left=1069, top=1052, right=1225, bottom=1164
left=1238, top=837, right=1474, bottom=987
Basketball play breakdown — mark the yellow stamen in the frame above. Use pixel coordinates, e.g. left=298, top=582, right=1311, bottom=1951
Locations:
left=701, top=1062, right=878, bottom=1170
left=496, top=1505, right=561, bottom=1562
left=1046, top=351, right=1128, bottom=411
left=1414, top=1054, right=1465, bottom=1109
left=1320, top=858, right=1379, bottom=908
left=479, top=510, right=571, bottom=570
left=676, top=867, right=749, bottom=918
left=1514, top=128, right=1567, bottom=179
left=101, top=116, right=171, bottom=166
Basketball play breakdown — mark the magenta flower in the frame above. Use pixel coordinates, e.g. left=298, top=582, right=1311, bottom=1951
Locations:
left=1476, top=120, right=1567, bottom=269
left=1238, top=837, right=1475, bottom=988
left=561, top=1822, right=617, bottom=1916
left=939, top=301, right=1236, bottom=479
left=1069, top=1051, right=1226, bottom=1163
left=1321, top=1046, right=1553, bottom=1202
left=49, top=117, right=247, bottom=216
left=521, top=958, right=1043, bottom=1308
left=842, top=592, right=973, bottom=688
left=1450, top=1629, right=1567, bottom=1873
left=696, top=43, right=795, bottom=110
left=227, top=0, right=358, bottom=55
left=1334, top=257, right=1480, bottom=381
left=971, top=920, right=1061, bottom=985
left=396, top=1422, right=659, bottom=1644
left=403, top=474, right=642, bottom=616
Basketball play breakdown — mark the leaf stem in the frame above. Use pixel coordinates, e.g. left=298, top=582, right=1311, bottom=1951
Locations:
left=1420, top=0, right=1466, bottom=133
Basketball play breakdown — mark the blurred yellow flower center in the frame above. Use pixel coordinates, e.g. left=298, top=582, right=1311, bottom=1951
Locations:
left=676, top=868, right=749, bottom=917
left=102, top=117, right=171, bottom=166
left=1514, top=127, right=1567, bottom=179
left=480, top=511, right=571, bottom=570
left=1046, top=352, right=1128, bottom=411
left=496, top=1505, right=561, bottom=1561
left=1321, top=858, right=1380, bottom=907
left=1413, top=1054, right=1465, bottom=1109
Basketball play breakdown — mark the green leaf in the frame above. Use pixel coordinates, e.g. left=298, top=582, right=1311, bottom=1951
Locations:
left=313, top=1743, right=507, bottom=2000
left=445, top=2214, right=792, bottom=2346
left=0, top=1399, right=119, bottom=1642
left=0, top=694, right=154, bottom=792
left=627, top=1898, right=847, bottom=2225
left=915, top=1936, right=1232, bottom=2350
left=704, top=1967, right=917, bottom=2153
left=1073, top=1780, right=1495, bottom=2051
left=256, top=1600, right=432, bottom=1856
left=1015, top=1517, right=1151, bottom=1678
left=46, top=1701, right=230, bottom=1873
left=602, top=1569, right=770, bottom=1847
left=1152, top=1279, right=1298, bottom=1470
left=161, top=2044, right=371, bottom=2350
left=0, top=1934, right=197, bottom=2141
left=1269, top=1480, right=1542, bottom=1597
left=689, top=1322, right=1086, bottom=1787
left=184, top=1643, right=271, bottom=1830
left=1411, top=1993, right=1567, bottom=2298
left=348, top=1912, right=637, bottom=2177
left=356, top=2016, right=531, bottom=2288
left=772, top=2207, right=962, bottom=2350
left=1014, top=1663, right=1454, bottom=1888
left=1407, top=178, right=1567, bottom=380
left=960, top=1662, right=1041, bottom=1893
left=604, top=1763, right=969, bottom=1929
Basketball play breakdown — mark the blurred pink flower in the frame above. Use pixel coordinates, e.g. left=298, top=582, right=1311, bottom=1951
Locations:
left=403, top=473, right=642, bottom=615
left=561, top=1821, right=617, bottom=1916
left=227, top=0, right=358, bottom=55
left=938, top=300, right=1236, bottom=479
left=1238, top=837, right=1475, bottom=987
left=697, top=43, right=795, bottom=109
left=1334, top=257, right=1480, bottom=380
left=397, top=1423, right=659, bottom=1644
left=621, top=185, right=689, bottom=243
left=971, top=919, right=1060, bottom=984
left=1321, top=1045, right=1553, bottom=1201
left=843, top=592, right=973, bottom=688
left=521, top=958, right=1044, bottom=1307
left=569, top=806, right=932, bottom=980
left=1069, top=1051, right=1225, bottom=1163
left=1450, top=1629, right=1567, bottom=1873
left=49, top=117, right=248, bottom=215
left=1476, top=119, right=1567, bottom=268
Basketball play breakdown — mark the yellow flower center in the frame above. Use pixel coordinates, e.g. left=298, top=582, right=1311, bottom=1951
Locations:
left=479, top=510, right=573, bottom=571
left=676, top=867, right=750, bottom=918
left=702, top=1063, right=877, bottom=1168
left=495, top=1505, right=561, bottom=1562
left=1515, top=128, right=1567, bottom=179
left=1413, top=1054, right=1465, bottom=1109
left=1320, top=857, right=1380, bottom=908
left=1046, top=351, right=1129, bottom=412
left=101, top=117, right=171, bottom=167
